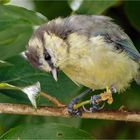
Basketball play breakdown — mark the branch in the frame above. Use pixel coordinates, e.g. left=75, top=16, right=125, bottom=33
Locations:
left=40, top=92, right=65, bottom=107
left=0, top=103, right=140, bottom=122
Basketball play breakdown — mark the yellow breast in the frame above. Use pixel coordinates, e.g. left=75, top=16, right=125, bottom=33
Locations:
left=61, top=34, right=139, bottom=92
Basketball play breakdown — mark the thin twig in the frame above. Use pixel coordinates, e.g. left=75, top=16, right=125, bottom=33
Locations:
left=0, top=103, right=140, bottom=122
left=40, top=92, right=65, bottom=107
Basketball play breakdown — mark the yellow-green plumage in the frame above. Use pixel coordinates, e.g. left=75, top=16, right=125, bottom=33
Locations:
left=44, top=32, right=139, bottom=92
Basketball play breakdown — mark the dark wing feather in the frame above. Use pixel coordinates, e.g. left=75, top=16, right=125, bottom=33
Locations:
left=113, top=39, right=140, bottom=61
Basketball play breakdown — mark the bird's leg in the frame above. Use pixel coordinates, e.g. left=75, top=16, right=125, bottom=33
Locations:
left=67, top=88, right=92, bottom=116
left=87, top=85, right=117, bottom=112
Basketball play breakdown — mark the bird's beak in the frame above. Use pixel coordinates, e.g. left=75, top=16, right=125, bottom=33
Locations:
left=51, top=68, right=58, bottom=81
left=39, top=65, right=58, bottom=81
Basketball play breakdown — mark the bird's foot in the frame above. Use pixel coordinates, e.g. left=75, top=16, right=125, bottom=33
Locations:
left=67, top=89, right=92, bottom=116
left=67, top=98, right=82, bottom=116
left=67, top=86, right=117, bottom=115
left=83, top=86, right=117, bottom=113
left=82, top=95, right=103, bottom=112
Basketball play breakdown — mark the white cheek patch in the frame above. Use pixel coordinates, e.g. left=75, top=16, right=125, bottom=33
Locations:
left=38, top=57, right=51, bottom=72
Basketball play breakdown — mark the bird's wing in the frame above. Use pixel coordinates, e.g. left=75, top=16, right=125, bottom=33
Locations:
left=111, top=38, right=140, bottom=62
left=89, top=15, right=140, bottom=62
left=66, top=15, right=140, bottom=62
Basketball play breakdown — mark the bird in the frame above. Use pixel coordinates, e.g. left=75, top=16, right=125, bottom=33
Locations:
left=25, top=15, right=140, bottom=115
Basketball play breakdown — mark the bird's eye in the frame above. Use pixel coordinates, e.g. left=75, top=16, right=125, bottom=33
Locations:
left=44, top=51, right=51, bottom=61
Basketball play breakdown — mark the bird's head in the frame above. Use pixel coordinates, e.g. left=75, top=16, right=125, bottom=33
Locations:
left=25, top=21, right=69, bottom=81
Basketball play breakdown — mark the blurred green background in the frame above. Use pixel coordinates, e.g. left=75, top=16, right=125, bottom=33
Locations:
left=0, top=0, right=140, bottom=139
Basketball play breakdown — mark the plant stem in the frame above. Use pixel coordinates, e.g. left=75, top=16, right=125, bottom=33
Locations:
left=0, top=103, right=140, bottom=122
left=40, top=92, right=65, bottom=107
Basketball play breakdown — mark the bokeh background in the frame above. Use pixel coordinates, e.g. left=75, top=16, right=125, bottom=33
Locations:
left=0, top=0, right=140, bottom=139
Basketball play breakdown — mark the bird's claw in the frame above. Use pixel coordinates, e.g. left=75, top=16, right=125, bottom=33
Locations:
left=90, top=95, right=103, bottom=112
left=82, top=95, right=103, bottom=113
left=67, top=104, right=82, bottom=116
left=67, top=107, right=82, bottom=116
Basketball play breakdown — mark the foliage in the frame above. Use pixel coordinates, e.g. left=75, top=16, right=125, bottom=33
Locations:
left=0, top=0, right=140, bottom=139
left=1, top=123, right=93, bottom=139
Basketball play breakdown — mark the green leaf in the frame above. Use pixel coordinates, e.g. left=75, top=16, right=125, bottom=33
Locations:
left=69, top=0, right=118, bottom=14
left=124, top=1, right=140, bottom=32
left=0, top=55, right=81, bottom=104
left=0, top=60, right=13, bottom=67
left=0, top=123, right=93, bottom=139
left=34, top=0, right=72, bottom=20
left=0, top=5, right=47, bottom=60
left=0, top=82, right=20, bottom=90
left=0, top=0, right=10, bottom=4
left=0, top=82, right=41, bottom=108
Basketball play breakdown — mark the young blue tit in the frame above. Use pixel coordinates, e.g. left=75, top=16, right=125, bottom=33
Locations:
left=25, top=15, right=140, bottom=115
